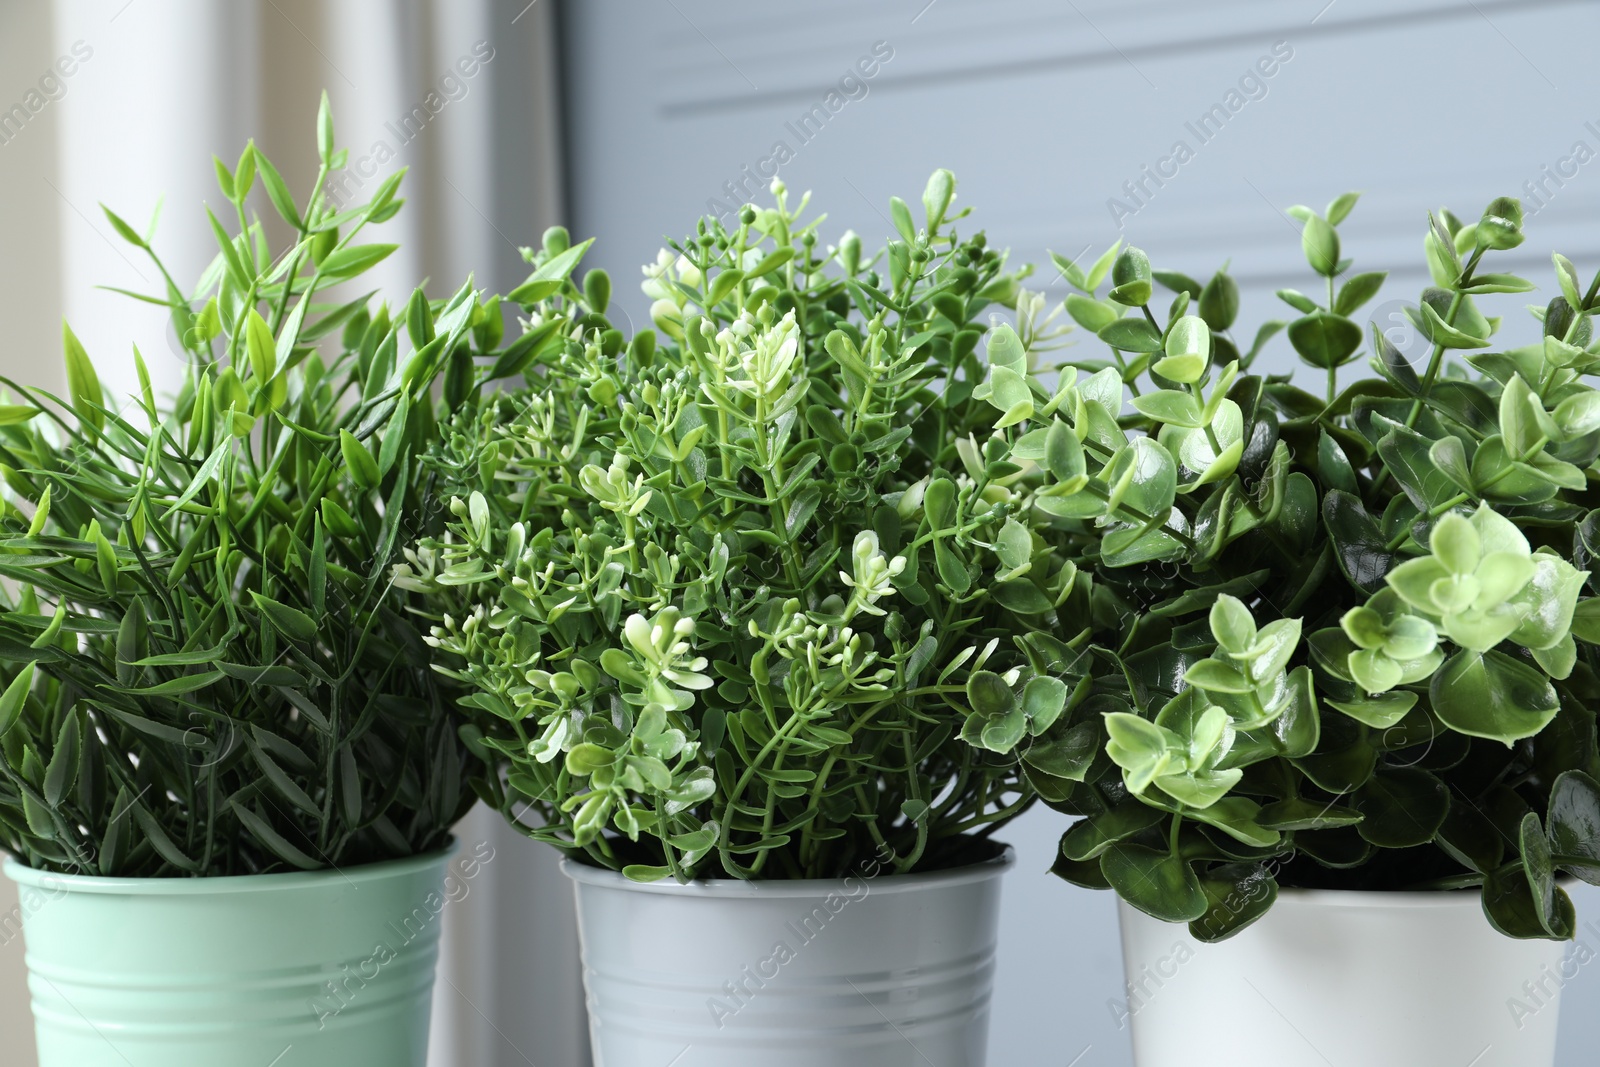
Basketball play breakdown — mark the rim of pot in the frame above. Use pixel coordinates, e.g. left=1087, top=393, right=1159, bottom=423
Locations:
left=2, top=836, right=458, bottom=895
left=562, top=841, right=1016, bottom=897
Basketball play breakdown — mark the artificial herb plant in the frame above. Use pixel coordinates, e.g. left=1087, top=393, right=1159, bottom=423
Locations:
left=962, top=192, right=1600, bottom=940
left=399, top=173, right=1045, bottom=880
left=0, top=99, right=555, bottom=877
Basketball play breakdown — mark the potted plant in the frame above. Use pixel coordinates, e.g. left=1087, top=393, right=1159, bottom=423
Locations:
left=0, top=100, right=549, bottom=1067
left=961, top=193, right=1600, bottom=1066
left=398, top=173, right=1041, bottom=1065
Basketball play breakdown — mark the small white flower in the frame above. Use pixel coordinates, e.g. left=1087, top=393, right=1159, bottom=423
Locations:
left=640, top=248, right=676, bottom=301
left=840, top=530, right=907, bottom=615
left=674, top=254, right=703, bottom=290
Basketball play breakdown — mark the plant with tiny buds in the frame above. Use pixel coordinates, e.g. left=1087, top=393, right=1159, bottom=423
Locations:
left=401, top=172, right=1038, bottom=880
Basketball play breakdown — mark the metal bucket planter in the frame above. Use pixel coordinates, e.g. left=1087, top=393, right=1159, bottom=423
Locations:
left=1117, top=887, right=1571, bottom=1067
left=5, top=844, right=460, bottom=1067
left=567, top=843, right=1013, bottom=1066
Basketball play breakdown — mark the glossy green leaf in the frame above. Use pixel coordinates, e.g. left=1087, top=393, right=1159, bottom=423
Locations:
left=1065, top=294, right=1118, bottom=332
left=1288, top=311, right=1363, bottom=369
left=1547, top=770, right=1600, bottom=884
left=1061, top=802, right=1164, bottom=862
left=1102, top=843, right=1208, bottom=922
left=1108, top=247, right=1153, bottom=306
left=1190, top=862, right=1277, bottom=943
left=1334, top=271, right=1386, bottom=316
left=1430, top=650, right=1559, bottom=743
left=1198, top=271, right=1239, bottom=331
left=1302, top=214, right=1340, bottom=276
left=1098, top=317, right=1163, bottom=353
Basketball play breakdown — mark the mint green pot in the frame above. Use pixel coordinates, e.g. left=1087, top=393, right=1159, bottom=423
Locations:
left=4, top=844, right=453, bottom=1067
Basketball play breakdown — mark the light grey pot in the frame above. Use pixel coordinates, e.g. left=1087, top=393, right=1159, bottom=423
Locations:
left=564, top=844, right=1013, bottom=1067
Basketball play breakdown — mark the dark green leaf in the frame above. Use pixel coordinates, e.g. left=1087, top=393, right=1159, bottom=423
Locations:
left=1098, top=318, right=1163, bottom=354
left=1102, top=843, right=1208, bottom=922
left=1352, top=768, right=1449, bottom=848
left=1190, top=862, right=1276, bottom=942
left=1061, top=802, right=1164, bottom=862
left=249, top=593, right=318, bottom=643
left=1288, top=311, right=1363, bottom=369
left=1547, top=771, right=1600, bottom=884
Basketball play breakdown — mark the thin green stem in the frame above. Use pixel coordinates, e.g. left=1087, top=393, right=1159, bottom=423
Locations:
left=1370, top=248, right=1485, bottom=494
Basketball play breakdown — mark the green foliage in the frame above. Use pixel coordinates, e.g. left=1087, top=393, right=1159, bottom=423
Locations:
left=0, top=104, right=534, bottom=876
left=970, top=194, right=1600, bottom=941
left=401, top=173, right=1038, bottom=880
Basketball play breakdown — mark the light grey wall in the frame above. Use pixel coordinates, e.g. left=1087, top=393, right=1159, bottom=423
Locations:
left=563, top=0, right=1600, bottom=371
left=559, top=1, right=1600, bottom=1063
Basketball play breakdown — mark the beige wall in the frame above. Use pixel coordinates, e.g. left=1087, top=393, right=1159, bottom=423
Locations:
left=0, top=2, right=58, bottom=1062
left=0, top=1, right=63, bottom=396
left=0, top=1, right=54, bottom=1058
left=0, top=874, right=29, bottom=1063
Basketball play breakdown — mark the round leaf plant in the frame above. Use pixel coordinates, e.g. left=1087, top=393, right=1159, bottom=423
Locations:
left=966, top=193, right=1600, bottom=941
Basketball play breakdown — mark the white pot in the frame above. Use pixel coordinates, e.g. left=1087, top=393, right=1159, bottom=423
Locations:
left=1117, top=888, right=1572, bottom=1067
left=564, top=844, right=1013, bottom=1066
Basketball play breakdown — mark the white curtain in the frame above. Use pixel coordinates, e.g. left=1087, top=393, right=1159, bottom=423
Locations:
left=24, top=3, right=588, bottom=1064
